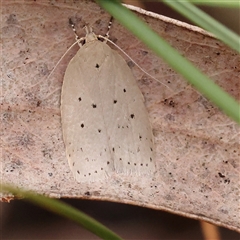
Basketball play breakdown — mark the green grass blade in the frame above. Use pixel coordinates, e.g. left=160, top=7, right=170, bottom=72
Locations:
left=1, top=184, right=122, bottom=240
left=163, top=0, right=240, bottom=52
left=187, top=0, right=240, bottom=8
left=96, top=0, right=240, bottom=124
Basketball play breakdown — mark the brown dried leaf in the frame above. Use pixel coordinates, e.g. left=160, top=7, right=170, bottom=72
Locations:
left=1, top=0, right=239, bottom=232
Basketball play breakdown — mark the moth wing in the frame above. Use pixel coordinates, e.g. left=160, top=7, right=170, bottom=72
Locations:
left=98, top=43, right=155, bottom=175
left=61, top=41, right=115, bottom=182
left=61, top=40, right=155, bottom=182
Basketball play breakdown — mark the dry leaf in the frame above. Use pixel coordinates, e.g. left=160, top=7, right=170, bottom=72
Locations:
left=1, top=0, right=239, bottom=232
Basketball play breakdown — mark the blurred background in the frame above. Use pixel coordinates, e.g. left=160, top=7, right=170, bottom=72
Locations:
left=1, top=1, right=239, bottom=239
left=2, top=199, right=240, bottom=239
left=128, top=1, right=239, bottom=34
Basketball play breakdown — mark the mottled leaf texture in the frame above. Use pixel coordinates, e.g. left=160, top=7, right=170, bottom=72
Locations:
left=1, top=0, right=239, bottom=232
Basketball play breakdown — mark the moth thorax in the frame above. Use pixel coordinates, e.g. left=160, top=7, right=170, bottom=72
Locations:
left=85, top=32, right=98, bottom=43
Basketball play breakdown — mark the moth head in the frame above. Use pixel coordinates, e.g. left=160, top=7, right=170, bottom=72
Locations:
left=84, top=25, right=98, bottom=43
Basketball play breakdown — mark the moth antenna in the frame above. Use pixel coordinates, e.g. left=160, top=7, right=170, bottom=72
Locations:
left=45, top=41, right=80, bottom=82
left=48, top=19, right=173, bottom=93
left=98, top=35, right=174, bottom=92
left=45, top=19, right=86, bottom=82
left=105, top=16, right=113, bottom=39
left=69, top=18, right=81, bottom=42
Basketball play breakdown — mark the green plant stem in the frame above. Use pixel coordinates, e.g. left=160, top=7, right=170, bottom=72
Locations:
left=1, top=185, right=122, bottom=240
left=96, top=0, right=240, bottom=124
left=187, top=0, right=240, bottom=8
left=163, top=0, right=240, bottom=52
